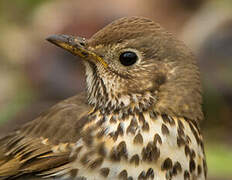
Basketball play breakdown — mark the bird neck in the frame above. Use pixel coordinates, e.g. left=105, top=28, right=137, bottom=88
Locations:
left=84, top=63, right=156, bottom=113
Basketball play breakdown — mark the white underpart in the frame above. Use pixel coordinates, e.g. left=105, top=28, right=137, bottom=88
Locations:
left=63, top=111, right=206, bottom=180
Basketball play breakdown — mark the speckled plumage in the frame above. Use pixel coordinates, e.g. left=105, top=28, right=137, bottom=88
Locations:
left=0, top=17, right=206, bottom=180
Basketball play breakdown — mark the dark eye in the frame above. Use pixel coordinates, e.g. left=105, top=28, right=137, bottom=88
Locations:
left=119, top=51, right=138, bottom=66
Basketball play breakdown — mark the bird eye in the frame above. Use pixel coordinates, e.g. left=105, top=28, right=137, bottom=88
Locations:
left=119, top=51, right=138, bottom=66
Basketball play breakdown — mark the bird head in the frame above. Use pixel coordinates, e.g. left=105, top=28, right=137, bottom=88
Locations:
left=47, top=17, right=203, bottom=121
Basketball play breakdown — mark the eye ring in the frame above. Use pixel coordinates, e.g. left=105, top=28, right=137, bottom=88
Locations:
left=119, top=51, right=138, bottom=66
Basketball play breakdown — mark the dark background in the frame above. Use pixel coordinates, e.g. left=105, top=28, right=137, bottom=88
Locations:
left=0, top=0, right=232, bottom=179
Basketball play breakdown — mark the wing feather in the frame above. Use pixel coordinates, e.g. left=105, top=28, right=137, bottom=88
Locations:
left=0, top=93, right=91, bottom=179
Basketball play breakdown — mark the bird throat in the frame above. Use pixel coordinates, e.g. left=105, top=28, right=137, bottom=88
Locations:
left=84, top=62, right=156, bottom=114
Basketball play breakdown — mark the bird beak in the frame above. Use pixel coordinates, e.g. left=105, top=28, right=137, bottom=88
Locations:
left=46, top=34, right=108, bottom=68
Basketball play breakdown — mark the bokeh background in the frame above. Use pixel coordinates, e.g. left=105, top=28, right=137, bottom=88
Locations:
left=0, top=0, right=232, bottom=179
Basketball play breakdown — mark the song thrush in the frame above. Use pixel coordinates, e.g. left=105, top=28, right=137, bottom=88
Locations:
left=0, top=17, right=207, bottom=180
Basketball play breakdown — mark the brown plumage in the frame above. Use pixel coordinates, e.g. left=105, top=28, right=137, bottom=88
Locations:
left=0, top=17, right=206, bottom=180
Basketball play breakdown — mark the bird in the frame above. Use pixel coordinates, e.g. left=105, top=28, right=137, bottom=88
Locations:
left=0, top=17, right=207, bottom=180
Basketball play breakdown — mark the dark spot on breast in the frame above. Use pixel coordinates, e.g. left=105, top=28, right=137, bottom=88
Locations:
left=190, top=119, right=201, bottom=134
left=138, top=170, right=146, bottom=179
left=165, top=171, right=172, bottom=180
left=197, top=164, right=202, bottom=176
left=161, top=124, right=169, bottom=135
left=186, top=135, right=192, bottom=144
left=161, top=114, right=170, bottom=124
left=130, top=154, right=140, bottom=166
left=126, top=117, right=138, bottom=135
left=97, top=142, right=107, bottom=156
left=142, top=121, right=150, bottom=131
left=185, top=145, right=191, bottom=157
left=133, top=133, right=143, bottom=144
left=109, top=131, right=119, bottom=141
left=169, top=116, right=175, bottom=126
left=138, top=113, right=145, bottom=123
left=184, top=170, right=190, bottom=180
left=177, top=136, right=186, bottom=147
left=189, top=122, right=200, bottom=145
left=154, top=133, right=162, bottom=145
left=109, top=141, right=128, bottom=161
left=161, top=158, right=173, bottom=171
left=121, top=112, right=129, bottom=121
left=189, top=159, right=196, bottom=173
left=117, top=122, right=124, bottom=136
left=117, top=141, right=128, bottom=159
left=199, top=140, right=205, bottom=152
left=177, top=127, right=185, bottom=138
left=172, top=161, right=182, bottom=175
left=190, top=149, right=196, bottom=159
left=178, top=119, right=185, bottom=130
left=142, top=142, right=160, bottom=162
left=149, top=111, right=157, bottom=120
left=146, top=168, right=154, bottom=178
left=109, top=147, right=119, bottom=161
left=128, top=107, right=133, bottom=115
left=100, top=167, right=110, bottom=177
left=89, top=157, right=104, bottom=169
left=118, top=169, right=128, bottom=180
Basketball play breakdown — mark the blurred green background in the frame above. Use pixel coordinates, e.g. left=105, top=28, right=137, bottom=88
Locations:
left=0, top=0, right=232, bottom=179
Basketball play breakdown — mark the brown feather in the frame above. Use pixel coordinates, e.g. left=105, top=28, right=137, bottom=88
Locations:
left=0, top=92, right=91, bottom=179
